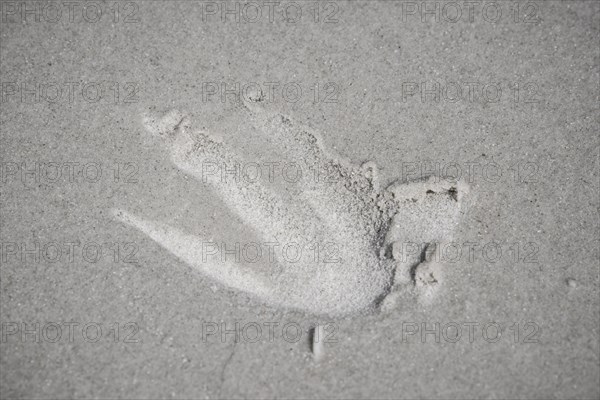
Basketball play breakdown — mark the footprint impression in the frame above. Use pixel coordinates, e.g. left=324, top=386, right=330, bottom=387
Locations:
left=114, top=99, right=470, bottom=317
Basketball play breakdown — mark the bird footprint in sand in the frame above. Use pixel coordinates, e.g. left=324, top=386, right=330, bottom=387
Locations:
left=113, top=99, right=470, bottom=316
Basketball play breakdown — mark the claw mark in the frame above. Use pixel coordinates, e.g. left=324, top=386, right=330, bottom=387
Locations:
left=218, top=343, right=236, bottom=396
left=115, top=100, right=471, bottom=316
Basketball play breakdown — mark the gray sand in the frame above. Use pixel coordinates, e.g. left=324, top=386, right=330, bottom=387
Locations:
left=1, top=1, right=599, bottom=399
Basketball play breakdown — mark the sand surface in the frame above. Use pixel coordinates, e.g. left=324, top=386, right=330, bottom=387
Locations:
left=1, top=1, right=599, bottom=398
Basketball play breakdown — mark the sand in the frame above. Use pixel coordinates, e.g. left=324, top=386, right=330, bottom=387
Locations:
left=1, top=1, right=599, bottom=399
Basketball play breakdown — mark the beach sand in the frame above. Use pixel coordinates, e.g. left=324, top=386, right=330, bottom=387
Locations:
left=1, top=1, right=598, bottom=398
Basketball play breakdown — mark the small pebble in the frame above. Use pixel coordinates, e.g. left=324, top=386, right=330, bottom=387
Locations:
left=312, top=325, right=325, bottom=362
